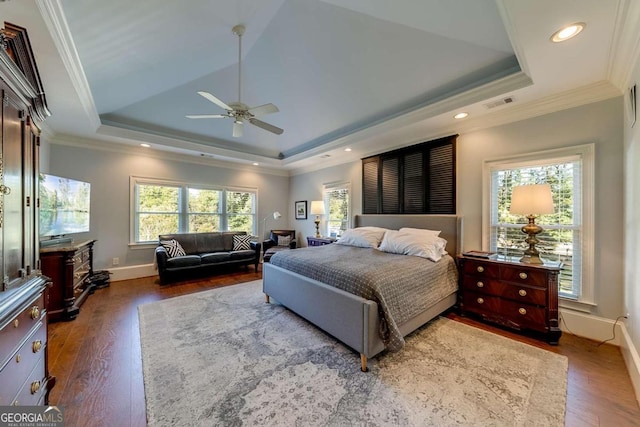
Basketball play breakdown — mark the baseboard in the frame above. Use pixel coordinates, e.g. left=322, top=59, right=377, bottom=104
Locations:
left=108, top=263, right=157, bottom=282
left=559, top=308, right=624, bottom=345
left=560, top=308, right=640, bottom=405
left=620, top=323, right=640, bottom=407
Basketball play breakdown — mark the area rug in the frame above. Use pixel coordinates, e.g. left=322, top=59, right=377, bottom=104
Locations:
left=138, top=280, right=567, bottom=426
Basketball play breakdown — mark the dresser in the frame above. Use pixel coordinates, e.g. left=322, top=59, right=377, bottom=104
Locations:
left=0, top=282, right=53, bottom=406
left=0, top=22, right=54, bottom=405
left=457, top=256, right=562, bottom=344
left=306, top=236, right=336, bottom=246
left=40, top=240, right=96, bottom=322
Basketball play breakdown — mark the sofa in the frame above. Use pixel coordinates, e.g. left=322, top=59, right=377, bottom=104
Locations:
left=263, top=230, right=297, bottom=263
left=155, top=231, right=261, bottom=285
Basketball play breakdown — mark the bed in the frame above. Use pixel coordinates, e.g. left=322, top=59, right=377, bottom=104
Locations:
left=263, top=214, right=462, bottom=371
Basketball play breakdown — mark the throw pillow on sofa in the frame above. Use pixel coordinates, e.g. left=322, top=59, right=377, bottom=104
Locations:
left=160, top=239, right=186, bottom=258
left=233, top=234, right=252, bottom=251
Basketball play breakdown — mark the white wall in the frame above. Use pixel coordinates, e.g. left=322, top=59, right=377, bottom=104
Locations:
left=289, top=162, right=361, bottom=245
left=458, top=97, right=624, bottom=320
left=43, top=143, right=290, bottom=272
left=291, top=97, right=625, bottom=321
left=624, top=53, right=640, bottom=396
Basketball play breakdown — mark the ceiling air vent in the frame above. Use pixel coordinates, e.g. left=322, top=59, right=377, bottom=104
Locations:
left=484, top=96, right=515, bottom=109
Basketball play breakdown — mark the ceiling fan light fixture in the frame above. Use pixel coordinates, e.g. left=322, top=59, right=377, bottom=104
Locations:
left=550, top=22, right=585, bottom=42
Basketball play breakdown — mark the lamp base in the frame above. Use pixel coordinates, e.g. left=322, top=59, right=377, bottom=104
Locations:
left=519, top=215, right=545, bottom=264
left=314, top=219, right=321, bottom=238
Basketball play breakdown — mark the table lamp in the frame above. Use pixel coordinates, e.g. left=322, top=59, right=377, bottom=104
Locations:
left=310, top=201, right=325, bottom=238
left=509, top=184, right=555, bottom=264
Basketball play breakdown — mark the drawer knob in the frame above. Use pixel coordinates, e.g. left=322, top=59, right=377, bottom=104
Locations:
left=476, top=266, right=485, bottom=273
left=519, top=272, right=528, bottom=280
left=13, top=319, right=19, bottom=328
left=30, top=306, right=40, bottom=320
left=30, top=380, right=41, bottom=395
left=16, top=354, right=21, bottom=363
left=518, top=289, right=527, bottom=297
left=476, top=281, right=484, bottom=288
left=477, top=297, right=484, bottom=304
left=518, top=307, right=527, bottom=315
left=32, top=340, right=42, bottom=353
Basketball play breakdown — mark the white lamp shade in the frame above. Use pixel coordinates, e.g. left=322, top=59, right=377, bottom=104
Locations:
left=510, top=184, right=555, bottom=215
left=310, top=200, right=325, bottom=215
left=273, top=211, right=282, bottom=219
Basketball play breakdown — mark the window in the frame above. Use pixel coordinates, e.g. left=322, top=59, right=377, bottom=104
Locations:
left=323, top=182, right=350, bottom=238
left=483, top=144, right=594, bottom=305
left=131, top=178, right=256, bottom=243
left=362, top=135, right=456, bottom=214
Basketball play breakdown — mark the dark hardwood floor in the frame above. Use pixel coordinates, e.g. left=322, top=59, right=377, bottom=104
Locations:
left=48, top=267, right=640, bottom=426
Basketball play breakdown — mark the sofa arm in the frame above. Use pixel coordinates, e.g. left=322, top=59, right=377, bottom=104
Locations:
left=155, top=246, right=169, bottom=271
left=250, top=241, right=262, bottom=255
left=262, top=239, right=276, bottom=253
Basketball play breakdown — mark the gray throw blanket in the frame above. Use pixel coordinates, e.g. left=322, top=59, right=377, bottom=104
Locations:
left=270, top=244, right=458, bottom=351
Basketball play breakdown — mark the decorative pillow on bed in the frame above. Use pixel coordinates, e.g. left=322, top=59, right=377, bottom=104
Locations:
left=160, top=239, right=186, bottom=258
left=378, top=229, right=448, bottom=261
left=277, top=235, right=292, bottom=247
left=335, top=226, right=388, bottom=248
left=233, top=234, right=252, bottom=251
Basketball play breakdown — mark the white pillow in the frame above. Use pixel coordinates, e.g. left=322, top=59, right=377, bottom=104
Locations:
left=335, top=226, right=388, bottom=248
left=379, top=229, right=448, bottom=262
left=398, top=227, right=441, bottom=238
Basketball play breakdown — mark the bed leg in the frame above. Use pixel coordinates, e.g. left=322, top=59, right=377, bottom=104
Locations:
left=360, top=354, right=368, bottom=372
left=265, top=294, right=270, bottom=303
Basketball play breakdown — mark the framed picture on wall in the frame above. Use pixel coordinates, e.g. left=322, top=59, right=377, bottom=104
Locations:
left=295, top=200, right=307, bottom=220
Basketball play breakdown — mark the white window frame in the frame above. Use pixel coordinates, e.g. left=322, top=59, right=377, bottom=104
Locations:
left=482, top=144, right=595, bottom=310
left=130, top=177, right=257, bottom=245
left=322, top=181, right=351, bottom=238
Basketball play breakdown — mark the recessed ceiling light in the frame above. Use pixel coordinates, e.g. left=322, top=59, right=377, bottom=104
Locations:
left=252, top=162, right=259, bottom=166
left=550, top=22, right=585, bottom=43
left=453, top=112, right=468, bottom=119
left=140, top=143, right=151, bottom=148
left=344, top=148, right=352, bottom=152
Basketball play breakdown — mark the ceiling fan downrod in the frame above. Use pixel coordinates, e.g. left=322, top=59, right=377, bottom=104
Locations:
left=232, top=24, right=245, bottom=109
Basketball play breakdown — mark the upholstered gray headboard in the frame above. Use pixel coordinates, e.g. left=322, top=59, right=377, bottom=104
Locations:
left=353, top=214, right=462, bottom=257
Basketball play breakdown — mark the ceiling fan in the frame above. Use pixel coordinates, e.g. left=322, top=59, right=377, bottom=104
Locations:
left=186, top=24, right=283, bottom=138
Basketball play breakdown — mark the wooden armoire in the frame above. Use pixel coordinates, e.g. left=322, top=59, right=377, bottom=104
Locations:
left=0, top=23, right=54, bottom=406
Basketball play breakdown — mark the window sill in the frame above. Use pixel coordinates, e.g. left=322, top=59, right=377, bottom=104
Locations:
left=128, top=242, right=157, bottom=250
left=559, top=297, right=597, bottom=313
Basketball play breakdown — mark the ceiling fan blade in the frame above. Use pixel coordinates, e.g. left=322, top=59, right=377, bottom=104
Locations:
left=249, top=118, right=284, bottom=135
left=197, top=91, right=232, bottom=111
left=232, top=121, right=244, bottom=138
left=185, top=114, right=226, bottom=119
left=248, top=103, right=279, bottom=117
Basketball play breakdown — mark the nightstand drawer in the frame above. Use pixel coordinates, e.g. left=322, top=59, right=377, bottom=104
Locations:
left=461, top=276, right=547, bottom=305
left=463, top=292, right=547, bottom=330
left=500, top=265, right=548, bottom=286
left=461, top=259, right=499, bottom=278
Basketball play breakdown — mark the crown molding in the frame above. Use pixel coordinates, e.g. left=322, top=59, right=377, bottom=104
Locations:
left=36, top=0, right=100, bottom=130
left=608, top=0, right=640, bottom=91
left=47, top=133, right=290, bottom=177
left=283, top=70, right=532, bottom=166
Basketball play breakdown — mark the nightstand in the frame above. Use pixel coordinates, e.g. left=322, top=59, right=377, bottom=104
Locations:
left=457, top=255, right=563, bottom=344
left=306, top=236, right=336, bottom=246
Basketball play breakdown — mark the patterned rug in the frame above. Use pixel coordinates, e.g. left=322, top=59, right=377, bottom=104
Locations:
left=138, top=280, right=567, bottom=426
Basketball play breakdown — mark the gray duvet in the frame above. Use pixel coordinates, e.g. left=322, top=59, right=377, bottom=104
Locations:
left=270, top=244, right=458, bottom=351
